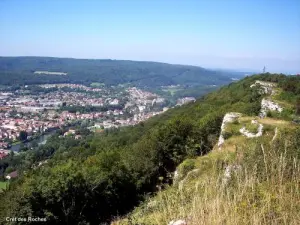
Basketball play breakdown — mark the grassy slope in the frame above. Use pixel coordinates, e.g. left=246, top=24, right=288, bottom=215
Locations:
left=114, top=80, right=300, bottom=225
left=116, top=128, right=300, bottom=225
left=0, top=181, right=8, bottom=192
left=1, top=74, right=298, bottom=224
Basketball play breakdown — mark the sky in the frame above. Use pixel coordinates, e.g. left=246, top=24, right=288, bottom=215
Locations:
left=1, top=0, right=300, bottom=73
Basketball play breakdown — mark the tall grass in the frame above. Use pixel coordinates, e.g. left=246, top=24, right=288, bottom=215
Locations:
left=114, top=129, right=300, bottom=225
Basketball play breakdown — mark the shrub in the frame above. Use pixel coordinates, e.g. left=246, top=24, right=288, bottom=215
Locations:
left=178, top=159, right=196, bottom=177
left=223, top=131, right=232, bottom=139
left=266, top=111, right=273, bottom=117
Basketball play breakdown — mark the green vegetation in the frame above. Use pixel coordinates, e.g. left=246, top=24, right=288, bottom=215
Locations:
left=162, top=86, right=183, bottom=96
left=156, top=84, right=218, bottom=103
left=90, top=82, right=105, bottom=87
left=114, top=75, right=300, bottom=225
left=0, top=181, right=8, bottom=192
left=223, top=121, right=242, bottom=139
left=244, top=122, right=259, bottom=133
left=117, top=128, right=300, bottom=224
left=0, top=74, right=299, bottom=224
left=262, top=73, right=300, bottom=118
left=0, top=57, right=236, bottom=88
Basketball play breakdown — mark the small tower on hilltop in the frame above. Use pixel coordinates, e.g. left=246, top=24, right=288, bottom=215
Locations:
left=263, top=66, right=266, bottom=73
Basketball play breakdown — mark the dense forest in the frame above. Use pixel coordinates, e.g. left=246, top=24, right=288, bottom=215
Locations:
left=0, top=74, right=299, bottom=224
left=0, top=57, right=243, bottom=87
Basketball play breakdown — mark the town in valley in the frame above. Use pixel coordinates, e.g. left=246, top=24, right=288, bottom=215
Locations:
left=0, top=83, right=196, bottom=158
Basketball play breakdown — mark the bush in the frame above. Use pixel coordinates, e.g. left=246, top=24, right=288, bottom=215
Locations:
left=245, top=123, right=259, bottom=133
left=223, top=131, right=232, bottom=139
left=178, top=159, right=196, bottom=177
left=266, top=111, right=273, bottom=117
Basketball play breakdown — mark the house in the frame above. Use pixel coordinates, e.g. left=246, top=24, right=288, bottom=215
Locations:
left=6, top=171, right=18, bottom=180
left=0, top=151, right=8, bottom=160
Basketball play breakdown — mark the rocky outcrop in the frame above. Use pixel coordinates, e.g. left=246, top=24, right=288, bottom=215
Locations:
left=217, top=112, right=242, bottom=148
left=168, top=220, right=187, bottom=225
left=239, top=120, right=263, bottom=138
left=259, top=98, right=283, bottom=118
left=250, top=80, right=283, bottom=118
left=250, top=80, right=276, bottom=95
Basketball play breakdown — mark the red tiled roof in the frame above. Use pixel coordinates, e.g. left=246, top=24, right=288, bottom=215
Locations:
left=0, top=152, right=8, bottom=159
left=7, top=171, right=18, bottom=178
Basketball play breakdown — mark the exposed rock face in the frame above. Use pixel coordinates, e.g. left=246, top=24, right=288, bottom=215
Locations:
left=250, top=80, right=276, bottom=95
left=250, top=80, right=283, bottom=118
left=168, top=219, right=187, bottom=225
left=239, top=123, right=263, bottom=138
left=252, top=80, right=276, bottom=87
left=217, top=112, right=242, bottom=148
left=259, top=98, right=283, bottom=118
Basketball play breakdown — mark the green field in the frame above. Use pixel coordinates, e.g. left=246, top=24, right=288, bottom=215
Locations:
left=162, top=87, right=183, bottom=96
left=0, top=181, right=8, bottom=192
left=90, top=82, right=105, bottom=87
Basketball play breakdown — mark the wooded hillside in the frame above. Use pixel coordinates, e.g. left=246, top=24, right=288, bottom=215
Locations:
left=0, top=57, right=238, bottom=87
left=0, top=74, right=299, bottom=225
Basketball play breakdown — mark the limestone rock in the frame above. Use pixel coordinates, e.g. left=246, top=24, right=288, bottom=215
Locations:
left=250, top=80, right=276, bottom=95
left=259, top=98, right=283, bottom=118
left=239, top=123, right=263, bottom=138
left=168, top=219, right=187, bottom=225
left=217, top=112, right=242, bottom=148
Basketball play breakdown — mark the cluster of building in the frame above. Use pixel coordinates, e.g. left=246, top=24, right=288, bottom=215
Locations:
left=0, top=82, right=199, bottom=154
left=39, top=83, right=102, bottom=92
left=90, top=108, right=169, bottom=130
left=125, top=87, right=166, bottom=113
left=0, top=84, right=171, bottom=151
left=0, top=114, right=59, bottom=141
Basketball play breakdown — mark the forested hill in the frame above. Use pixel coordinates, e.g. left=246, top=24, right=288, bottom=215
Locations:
left=0, top=74, right=299, bottom=225
left=0, top=56, right=237, bottom=87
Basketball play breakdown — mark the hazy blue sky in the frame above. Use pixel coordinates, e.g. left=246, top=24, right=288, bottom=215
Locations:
left=1, top=0, right=300, bottom=73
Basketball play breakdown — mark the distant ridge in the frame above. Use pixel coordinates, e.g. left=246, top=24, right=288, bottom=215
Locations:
left=0, top=56, right=239, bottom=87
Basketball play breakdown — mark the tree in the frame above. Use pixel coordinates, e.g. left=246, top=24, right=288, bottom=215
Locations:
left=19, top=131, right=28, bottom=141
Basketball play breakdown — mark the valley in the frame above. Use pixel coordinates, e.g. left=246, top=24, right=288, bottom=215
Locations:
left=1, top=1, right=299, bottom=224
left=0, top=73, right=299, bottom=224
